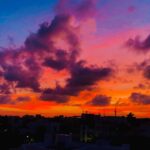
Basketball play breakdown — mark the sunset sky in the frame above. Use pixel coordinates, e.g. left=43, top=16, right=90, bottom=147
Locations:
left=0, top=0, right=150, bottom=117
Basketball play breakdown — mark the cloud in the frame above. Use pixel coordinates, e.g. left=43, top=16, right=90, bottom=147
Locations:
left=143, top=65, right=150, bottom=79
left=130, top=59, right=150, bottom=81
left=43, top=49, right=70, bottom=71
left=136, top=59, right=150, bottom=70
left=87, top=95, right=111, bottom=106
left=0, top=84, right=11, bottom=94
left=129, top=92, right=150, bottom=105
left=25, top=14, right=80, bottom=56
left=55, top=0, right=98, bottom=20
left=135, top=59, right=150, bottom=80
left=40, top=87, right=69, bottom=103
left=64, top=61, right=112, bottom=96
left=3, top=64, right=40, bottom=92
left=0, top=95, right=11, bottom=104
left=0, top=13, right=79, bottom=93
left=0, top=95, right=30, bottom=105
left=16, top=96, right=31, bottom=102
left=40, top=61, right=112, bottom=103
left=134, top=83, right=150, bottom=90
left=0, top=0, right=113, bottom=103
left=134, top=83, right=147, bottom=89
left=126, top=35, right=150, bottom=53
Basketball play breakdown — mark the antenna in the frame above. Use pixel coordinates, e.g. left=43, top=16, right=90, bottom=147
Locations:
left=81, top=105, right=84, bottom=114
left=114, top=105, right=117, bottom=117
left=114, top=100, right=120, bottom=117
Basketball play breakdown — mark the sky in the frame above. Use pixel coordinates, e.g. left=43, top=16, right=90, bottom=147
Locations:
left=1, top=0, right=150, bottom=117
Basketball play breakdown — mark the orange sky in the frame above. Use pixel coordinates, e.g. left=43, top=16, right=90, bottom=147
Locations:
left=1, top=0, right=150, bottom=118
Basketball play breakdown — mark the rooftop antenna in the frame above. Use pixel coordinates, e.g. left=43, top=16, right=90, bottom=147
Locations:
left=114, top=100, right=120, bottom=117
left=114, top=105, right=117, bottom=117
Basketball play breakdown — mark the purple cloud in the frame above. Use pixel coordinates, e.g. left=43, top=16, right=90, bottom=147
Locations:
left=0, top=95, right=11, bottom=104
left=16, top=96, right=31, bottom=102
left=43, top=49, right=69, bottom=71
left=135, top=60, right=150, bottom=80
left=87, top=95, right=111, bottom=106
left=40, top=61, right=112, bottom=103
left=126, top=35, right=150, bottom=53
left=0, top=1, right=113, bottom=103
left=64, top=61, right=112, bottom=96
left=130, top=92, right=150, bottom=105
left=40, top=88, right=69, bottom=103
left=143, top=65, right=150, bottom=79
left=0, top=84, right=11, bottom=94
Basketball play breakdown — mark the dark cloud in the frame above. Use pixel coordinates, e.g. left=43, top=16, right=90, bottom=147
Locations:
left=40, top=88, right=69, bottom=103
left=3, top=64, right=40, bottom=92
left=0, top=14, right=79, bottom=92
left=0, top=46, right=42, bottom=92
left=143, top=65, right=150, bottom=79
left=135, top=60, right=150, bottom=80
left=64, top=61, right=112, bottom=96
left=0, top=0, right=113, bottom=103
left=0, top=95, right=30, bottom=105
left=136, top=59, right=150, bottom=70
left=16, top=96, right=31, bottom=102
left=25, top=14, right=80, bottom=56
left=43, top=58, right=66, bottom=71
left=0, top=84, right=11, bottom=94
left=0, top=95, right=11, bottom=104
left=126, top=35, right=150, bottom=53
left=87, top=95, right=111, bottom=106
left=24, top=14, right=80, bottom=73
left=130, top=59, right=150, bottom=81
left=40, top=61, right=112, bottom=103
left=129, top=92, right=150, bottom=105
left=43, top=49, right=69, bottom=71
